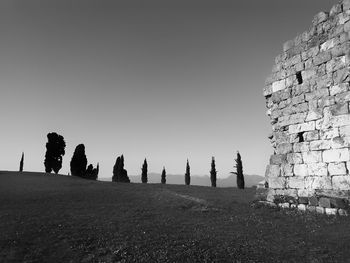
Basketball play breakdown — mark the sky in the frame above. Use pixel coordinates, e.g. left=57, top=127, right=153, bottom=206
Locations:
left=0, top=0, right=335, bottom=179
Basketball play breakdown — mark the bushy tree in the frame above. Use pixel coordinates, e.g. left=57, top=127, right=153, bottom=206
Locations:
left=185, top=159, right=190, bottom=185
left=70, top=144, right=87, bottom=177
left=85, top=163, right=99, bottom=180
left=210, top=156, right=217, bottom=187
left=44, top=132, right=66, bottom=174
left=141, top=158, right=148, bottom=183
left=19, top=152, right=24, bottom=172
left=232, top=151, right=244, bottom=189
left=161, top=166, right=166, bottom=184
left=113, top=155, right=130, bottom=183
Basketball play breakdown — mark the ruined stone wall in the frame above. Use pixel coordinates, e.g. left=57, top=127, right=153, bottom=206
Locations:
left=263, top=0, right=350, bottom=215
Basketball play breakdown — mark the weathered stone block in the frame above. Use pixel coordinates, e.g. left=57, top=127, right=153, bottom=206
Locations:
left=313, top=12, right=329, bottom=26
left=288, top=177, right=305, bottom=189
left=276, top=143, right=293, bottom=154
left=302, top=151, right=322, bottom=164
left=303, top=131, right=319, bottom=141
left=293, top=142, right=310, bottom=153
left=294, top=164, right=309, bottom=177
left=305, top=88, right=330, bottom=101
left=329, top=84, right=348, bottom=96
left=319, top=197, right=331, bottom=208
left=332, top=175, right=350, bottom=190
left=335, top=91, right=350, bottom=104
left=310, top=140, right=332, bottom=151
left=287, top=153, right=303, bottom=164
left=272, top=79, right=287, bottom=93
left=330, top=197, right=348, bottom=208
left=270, top=154, right=287, bottom=165
left=320, top=128, right=339, bottom=140
left=323, top=148, right=350, bottom=162
left=329, top=103, right=349, bottom=116
left=325, top=208, right=338, bottom=215
left=332, top=136, right=350, bottom=148
left=316, top=206, right=325, bottom=214
left=338, top=209, right=349, bottom=216
left=289, top=122, right=316, bottom=134
left=281, top=164, right=294, bottom=177
left=307, top=163, right=328, bottom=176
left=265, top=165, right=281, bottom=177
left=268, top=177, right=286, bottom=189
left=298, top=196, right=309, bottom=204
left=307, top=205, right=317, bottom=212
left=308, top=196, right=318, bottom=206
left=298, top=204, right=307, bottom=211
left=314, top=51, right=332, bottom=66
left=306, top=176, right=332, bottom=190
left=328, top=162, right=347, bottom=175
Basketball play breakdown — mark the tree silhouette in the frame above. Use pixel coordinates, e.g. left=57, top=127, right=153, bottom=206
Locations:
left=161, top=166, right=166, bottom=184
left=70, top=144, right=87, bottom=177
left=19, top=152, right=24, bottom=172
left=185, top=159, right=191, bottom=185
left=141, top=158, right=148, bottom=183
left=210, top=156, right=217, bottom=187
left=44, top=132, right=66, bottom=174
left=113, top=155, right=130, bottom=183
left=231, top=151, right=245, bottom=189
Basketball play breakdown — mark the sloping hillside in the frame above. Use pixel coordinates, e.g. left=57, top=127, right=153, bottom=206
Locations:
left=1, top=171, right=350, bottom=262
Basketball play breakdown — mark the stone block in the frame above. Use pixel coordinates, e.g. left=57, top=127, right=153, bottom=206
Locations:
left=303, top=131, right=319, bottom=141
left=281, top=164, right=294, bottom=177
left=318, top=96, right=336, bottom=109
left=276, top=143, right=293, bottom=154
left=333, top=67, right=349, bottom=84
left=272, top=79, right=287, bottom=93
left=306, top=176, right=332, bottom=190
left=335, top=91, right=350, bottom=104
left=302, top=69, right=317, bottom=80
left=331, top=114, right=350, bottom=128
left=278, top=203, right=290, bottom=209
left=330, top=197, right=348, bottom=209
left=294, top=164, right=309, bottom=177
left=321, top=38, right=336, bottom=52
left=307, top=163, right=328, bottom=176
left=319, top=197, right=331, bottom=208
left=330, top=103, right=349, bottom=116
left=332, top=136, right=350, bottom=149
left=328, top=162, right=347, bottom=175
left=320, top=128, right=339, bottom=140
left=313, top=51, right=332, bottom=66
left=323, top=148, right=350, bottom=162
left=265, top=165, right=281, bottom=177
left=316, top=206, right=325, bottom=214
left=310, top=140, right=332, bottom=151
left=288, top=177, right=305, bottom=189
left=330, top=4, right=342, bottom=16
left=326, top=56, right=347, bottom=73
left=338, top=209, right=349, bottom=216
left=302, top=151, right=322, bottom=164
left=283, top=39, right=294, bottom=52
left=305, top=108, right=323, bottom=121
left=298, top=204, right=307, bottom=211
left=270, top=154, right=287, bottom=165
left=268, top=177, right=286, bottom=189
left=289, top=122, right=316, bottom=134
left=332, top=175, right=350, bottom=190
left=305, top=88, right=330, bottom=101
left=325, top=208, right=338, bottom=215
left=287, top=153, right=303, bottom=164
left=329, top=84, right=348, bottom=96
left=307, top=206, right=317, bottom=212
left=298, top=197, right=309, bottom=204
left=308, top=196, right=318, bottom=206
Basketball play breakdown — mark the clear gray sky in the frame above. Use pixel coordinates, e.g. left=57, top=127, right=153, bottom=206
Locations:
left=0, top=0, right=335, bottom=178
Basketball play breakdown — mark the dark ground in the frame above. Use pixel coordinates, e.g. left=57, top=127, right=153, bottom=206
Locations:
left=1, top=171, right=350, bottom=262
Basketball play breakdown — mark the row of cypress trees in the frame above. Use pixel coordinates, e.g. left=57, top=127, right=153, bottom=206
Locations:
left=134, top=152, right=244, bottom=189
left=20, top=132, right=244, bottom=188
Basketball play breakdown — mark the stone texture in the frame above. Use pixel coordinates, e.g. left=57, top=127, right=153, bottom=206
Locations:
left=325, top=208, right=338, bottom=215
left=263, top=2, right=350, bottom=214
left=328, top=162, right=347, bottom=175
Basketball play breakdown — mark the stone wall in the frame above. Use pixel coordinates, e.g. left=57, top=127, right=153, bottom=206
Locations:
left=263, top=0, right=350, bottom=216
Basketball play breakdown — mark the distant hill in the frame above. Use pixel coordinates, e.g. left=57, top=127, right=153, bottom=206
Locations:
left=100, top=173, right=264, bottom=188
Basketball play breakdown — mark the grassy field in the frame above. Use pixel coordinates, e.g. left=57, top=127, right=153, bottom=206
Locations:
left=1, top=171, right=350, bottom=262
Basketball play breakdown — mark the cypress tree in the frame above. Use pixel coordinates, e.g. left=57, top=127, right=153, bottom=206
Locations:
left=185, top=159, right=191, bottom=185
left=113, top=155, right=130, bottom=183
left=70, top=144, right=87, bottom=177
left=161, top=166, right=166, bottom=184
left=44, top=132, right=66, bottom=174
left=210, top=156, right=217, bottom=187
left=19, top=152, right=24, bottom=172
left=141, top=158, right=148, bottom=183
left=232, top=151, right=245, bottom=189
